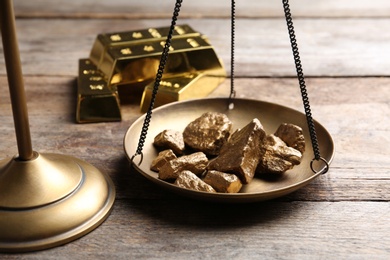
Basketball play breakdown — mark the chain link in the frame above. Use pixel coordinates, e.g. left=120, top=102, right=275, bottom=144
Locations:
left=282, top=0, right=328, bottom=173
left=131, top=0, right=183, bottom=164
left=228, top=0, right=236, bottom=109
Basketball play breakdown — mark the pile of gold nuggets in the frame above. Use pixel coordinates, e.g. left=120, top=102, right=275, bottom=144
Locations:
left=151, top=112, right=305, bottom=193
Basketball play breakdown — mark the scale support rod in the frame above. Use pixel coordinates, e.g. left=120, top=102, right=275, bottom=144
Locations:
left=0, top=0, right=34, bottom=160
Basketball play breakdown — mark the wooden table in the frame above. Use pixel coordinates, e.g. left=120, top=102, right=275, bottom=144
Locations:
left=1, top=0, right=389, bottom=258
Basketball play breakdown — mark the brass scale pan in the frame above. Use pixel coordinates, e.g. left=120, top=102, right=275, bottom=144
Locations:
left=124, top=98, right=334, bottom=203
left=123, top=2, right=334, bottom=202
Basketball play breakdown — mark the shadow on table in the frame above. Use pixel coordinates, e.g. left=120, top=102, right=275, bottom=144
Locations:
left=114, top=155, right=305, bottom=229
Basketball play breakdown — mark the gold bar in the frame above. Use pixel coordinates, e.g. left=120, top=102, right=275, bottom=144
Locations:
left=90, top=25, right=199, bottom=68
left=140, top=71, right=225, bottom=113
left=78, top=25, right=226, bottom=122
left=99, top=35, right=226, bottom=89
left=76, top=59, right=121, bottom=123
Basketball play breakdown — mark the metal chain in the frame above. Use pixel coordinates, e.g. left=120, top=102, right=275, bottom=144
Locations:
left=282, top=0, right=328, bottom=174
left=131, top=0, right=328, bottom=173
left=228, top=0, right=236, bottom=109
left=131, top=0, right=183, bottom=164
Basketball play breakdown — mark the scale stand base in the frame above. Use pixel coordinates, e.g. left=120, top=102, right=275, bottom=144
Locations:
left=0, top=152, right=116, bottom=252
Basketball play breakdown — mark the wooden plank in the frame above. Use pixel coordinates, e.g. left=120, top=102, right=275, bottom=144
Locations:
left=0, top=200, right=389, bottom=258
left=0, top=76, right=388, bottom=202
left=13, top=0, right=390, bottom=18
left=1, top=18, right=390, bottom=77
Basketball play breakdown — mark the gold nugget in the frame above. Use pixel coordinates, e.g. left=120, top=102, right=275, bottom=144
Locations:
left=158, top=152, right=208, bottom=181
left=203, top=170, right=242, bottom=193
left=207, top=118, right=266, bottom=184
left=174, top=171, right=216, bottom=193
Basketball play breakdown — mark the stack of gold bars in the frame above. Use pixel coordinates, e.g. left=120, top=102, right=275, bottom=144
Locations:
left=77, top=24, right=226, bottom=123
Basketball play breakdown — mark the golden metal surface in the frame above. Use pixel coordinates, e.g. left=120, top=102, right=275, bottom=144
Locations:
left=0, top=0, right=33, bottom=160
left=0, top=0, right=116, bottom=252
left=77, top=25, right=226, bottom=122
left=90, top=24, right=199, bottom=67
left=0, top=153, right=116, bottom=252
left=98, top=35, right=225, bottom=87
left=0, top=152, right=81, bottom=208
left=140, top=72, right=225, bottom=112
left=76, top=59, right=121, bottom=123
left=124, top=98, right=334, bottom=203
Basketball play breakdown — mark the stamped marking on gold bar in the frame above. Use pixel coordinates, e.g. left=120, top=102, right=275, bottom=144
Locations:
left=160, top=41, right=174, bottom=51
left=174, top=26, right=187, bottom=35
left=110, top=34, right=122, bottom=41
left=89, top=76, right=103, bottom=81
left=148, top=28, right=162, bottom=38
left=132, top=32, right=143, bottom=39
left=120, top=48, right=132, bottom=55
left=187, top=38, right=200, bottom=48
left=83, top=69, right=97, bottom=75
left=143, top=45, right=155, bottom=52
left=160, top=80, right=180, bottom=89
left=89, top=84, right=105, bottom=90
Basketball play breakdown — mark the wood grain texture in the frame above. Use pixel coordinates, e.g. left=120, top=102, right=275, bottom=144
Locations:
left=0, top=201, right=389, bottom=259
left=0, top=0, right=389, bottom=258
left=13, top=0, right=390, bottom=18
left=1, top=18, right=390, bottom=77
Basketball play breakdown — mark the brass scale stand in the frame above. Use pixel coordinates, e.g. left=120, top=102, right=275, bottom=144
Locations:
left=0, top=0, right=330, bottom=253
left=0, top=0, right=115, bottom=252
